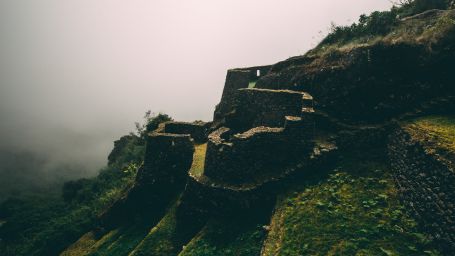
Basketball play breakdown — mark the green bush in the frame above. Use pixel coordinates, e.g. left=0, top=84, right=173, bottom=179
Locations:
left=318, top=0, right=453, bottom=48
left=0, top=111, right=172, bottom=256
left=320, top=10, right=399, bottom=46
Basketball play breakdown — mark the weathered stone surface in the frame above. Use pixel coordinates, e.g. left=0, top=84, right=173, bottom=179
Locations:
left=256, top=38, right=455, bottom=124
left=163, top=121, right=208, bottom=143
left=99, top=133, right=194, bottom=229
left=233, top=65, right=272, bottom=81
left=213, top=65, right=273, bottom=123
left=225, top=88, right=305, bottom=131
left=213, top=69, right=250, bottom=121
left=180, top=141, right=337, bottom=217
left=204, top=120, right=312, bottom=184
left=389, top=127, right=455, bottom=253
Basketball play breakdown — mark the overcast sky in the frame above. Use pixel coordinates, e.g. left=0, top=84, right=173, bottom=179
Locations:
left=0, top=0, right=393, bottom=180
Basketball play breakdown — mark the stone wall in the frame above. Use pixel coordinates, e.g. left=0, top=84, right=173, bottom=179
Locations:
left=204, top=117, right=310, bottom=184
left=163, top=121, right=208, bottom=143
left=213, top=66, right=272, bottom=122
left=213, top=69, right=250, bottom=121
left=388, top=127, right=455, bottom=253
left=255, top=39, right=455, bottom=125
left=179, top=140, right=338, bottom=217
left=234, top=65, right=272, bottom=81
left=226, top=88, right=304, bottom=131
left=99, top=133, right=194, bottom=228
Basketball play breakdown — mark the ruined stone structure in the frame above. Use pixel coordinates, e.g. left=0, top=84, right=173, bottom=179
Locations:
left=203, top=74, right=317, bottom=185
left=389, top=127, right=455, bottom=253
left=213, top=65, right=272, bottom=122
left=100, top=64, right=325, bottom=227
left=162, top=121, right=208, bottom=143
left=225, top=88, right=304, bottom=131
left=204, top=118, right=312, bottom=184
left=99, top=133, right=194, bottom=228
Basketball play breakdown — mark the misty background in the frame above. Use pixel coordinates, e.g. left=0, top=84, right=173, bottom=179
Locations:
left=0, top=0, right=393, bottom=200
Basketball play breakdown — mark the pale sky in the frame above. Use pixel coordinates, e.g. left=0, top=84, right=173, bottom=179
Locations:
left=0, top=1, right=393, bottom=179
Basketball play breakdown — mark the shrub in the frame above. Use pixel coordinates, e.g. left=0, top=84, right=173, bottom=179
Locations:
left=319, top=10, right=399, bottom=46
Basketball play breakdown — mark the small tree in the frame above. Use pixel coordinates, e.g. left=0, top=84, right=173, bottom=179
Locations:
left=134, top=111, right=173, bottom=139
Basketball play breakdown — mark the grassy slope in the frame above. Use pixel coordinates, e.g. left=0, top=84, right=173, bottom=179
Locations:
left=188, top=143, right=207, bottom=178
left=309, top=9, right=455, bottom=58
left=59, top=117, right=455, bottom=256
left=61, top=209, right=166, bottom=256
left=128, top=197, right=206, bottom=256
left=61, top=141, right=210, bottom=256
left=179, top=218, right=266, bottom=256
left=261, top=149, right=441, bottom=256
left=403, top=115, right=455, bottom=165
left=0, top=166, right=137, bottom=256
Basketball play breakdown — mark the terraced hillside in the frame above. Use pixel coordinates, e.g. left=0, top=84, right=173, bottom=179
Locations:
left=2, top=2, right=455, bottom=256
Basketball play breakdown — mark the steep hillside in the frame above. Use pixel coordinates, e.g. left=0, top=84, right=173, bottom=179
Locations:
left=2, top=3, right=455, bottom=256
left=262, top=148, right=437, bottom=255
left=257, top=9, right=455, bottom=124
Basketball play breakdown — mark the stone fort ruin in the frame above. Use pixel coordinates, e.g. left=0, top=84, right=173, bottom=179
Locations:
left=100, top=64, right=332, bottom=224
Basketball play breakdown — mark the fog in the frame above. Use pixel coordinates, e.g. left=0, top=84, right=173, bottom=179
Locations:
left=0, top=0, right=393, bottom=199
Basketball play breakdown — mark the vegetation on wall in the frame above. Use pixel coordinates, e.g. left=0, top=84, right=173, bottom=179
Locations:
left=403, top=115, right=455, bottom=165
left=261, top=149, right=442, bottom=256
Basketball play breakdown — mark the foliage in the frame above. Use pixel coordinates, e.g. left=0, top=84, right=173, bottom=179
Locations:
left=319, top=10, right=399, bottom=47
left=408, top=0, right=452, bottom=15
left=135, top=111, right=173, bottom=139
left=261, top=149, right=442, bottom=256
left=128, top=198, right=204, bottom=256
left=0, top=111, right=172, bottom=256
left=188, top=143, right=207, bottom=178
left=179, top=217, right=266, bottom=256
left=317, top=0, right=453, bottom=49
left=0, top=164, right=137, bottom=256
left=404, top=115, right=455, bottom=164
left=107, top=135, right=144, bottom=167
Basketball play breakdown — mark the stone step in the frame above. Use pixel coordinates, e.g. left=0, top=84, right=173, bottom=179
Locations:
left=302, top=107, right=315, bottom=115
left=302, top=92, right=314, bottom=108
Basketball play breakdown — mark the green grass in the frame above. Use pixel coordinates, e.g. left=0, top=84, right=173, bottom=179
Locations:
left=311, top=9, right=455, bottom=58
left=404, top=115, right=455, bottom=155
left=128, top=202, right=181, bottom=256
left=261, top=150, right=441, bottom=256
left=189, top=143, right=207, bottom=178
left=248, top=81, right=257, bottom=88
left=0, top=152, right=139, bottom=256
left=86, top=224, right=150, bottom=256
left=179, top=218, right=266, bottom=256
left=60, top=231, right=99, bottom=256
left=128, top=199, right=192, bottom=256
